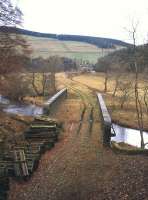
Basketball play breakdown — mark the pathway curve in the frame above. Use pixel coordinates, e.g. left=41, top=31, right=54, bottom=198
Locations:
left=8, top=76, right=148, bottom=200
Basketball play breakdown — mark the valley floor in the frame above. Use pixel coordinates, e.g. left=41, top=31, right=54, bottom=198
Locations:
left=70, top=73, right=148, bottom=131
left=8, top=75, right=148, bottom=200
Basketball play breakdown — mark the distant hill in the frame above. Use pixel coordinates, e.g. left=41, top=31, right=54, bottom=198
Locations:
left=0, top=26, right=131, bottom=63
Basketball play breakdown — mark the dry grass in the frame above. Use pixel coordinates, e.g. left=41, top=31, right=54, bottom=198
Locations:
left=58, top=72, right=148, bottom=130
left=23, top=96, right=45, bottom=105
left=21, top=72, right=148, bottom=130
left=7, top=72, right=148, bottom=200
left=23, top=35, right=118, bottom=63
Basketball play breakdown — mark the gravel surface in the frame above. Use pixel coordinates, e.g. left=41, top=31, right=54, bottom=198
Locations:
left=8, top=88, right=148, bottom=200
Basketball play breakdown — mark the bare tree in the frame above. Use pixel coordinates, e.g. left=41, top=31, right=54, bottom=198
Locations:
left=0, top=0, right=29, bottom=75
left=1, top=74, right=31, bottom=101
left=104, top=69, right=108, bottom=93
left=0, top=0, right=30, bottom=99
left=30, top=56, right=60, bottom=97
left=31, top=72, right=41, bottom=96
left=0, top=0, right=22, bottom=26
left=31, top=72, right=49, bottom=96
left=111, top=64, right=125, bottom=97
left=143, top=86, right=148, bottom=115
left=119, top=81, right=132, bottom=109
left=128, top=21, right=145, bottom=149
left=112, top=72, right=122, bottom=97
left=47, top=56, right=60, bottom=94
left=142, top=72, right=148, bottom=116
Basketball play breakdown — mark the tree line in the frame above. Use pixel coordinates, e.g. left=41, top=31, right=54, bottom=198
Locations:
left=95, top=23, right=148, bottom=149
left=94, top=45, right=148, bottom=73
left=0, top=0, right=80, bottom=101
left=0, top=26, right=131, bottom=49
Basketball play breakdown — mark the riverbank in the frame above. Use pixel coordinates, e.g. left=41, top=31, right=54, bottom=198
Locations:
left=23, top=96, right=45, bottom=106
left=0, top=112, right=32, bottom=142
left=8, top=77, right=148, bottom=200
left=104, top=93, right=148, bottom=132
left=70, top=73, right=148, bottom=131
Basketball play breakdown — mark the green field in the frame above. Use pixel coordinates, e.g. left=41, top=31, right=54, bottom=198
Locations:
left=24, top=35, right=123, bottom=63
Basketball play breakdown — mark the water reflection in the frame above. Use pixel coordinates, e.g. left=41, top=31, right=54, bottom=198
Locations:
left=0, top=94, right=43, bottom=116
left=0, top=95, right=10, bottom=104
left=3, top=104, right=43, bottom=116
left=111, top=124, right=148, bottom=149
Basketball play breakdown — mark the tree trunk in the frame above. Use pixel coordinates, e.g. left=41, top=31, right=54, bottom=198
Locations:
left=31, top=73, right=40, bottom=96
left=50, top=72, right=56, bottom=94
left=113, top=76, right=120, bottom=97
left=144, top=87, right=148, bottom=115
left=134, top=62, right=144, bottom=149
left=104, top=71, right=108, bottom=92
left=42, top=73, right=47, bottom=96
left=113, top=82, right=118, bottom=97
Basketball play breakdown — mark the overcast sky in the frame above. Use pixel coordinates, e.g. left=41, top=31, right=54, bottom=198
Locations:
left=15, top=0, right=148, bottom=44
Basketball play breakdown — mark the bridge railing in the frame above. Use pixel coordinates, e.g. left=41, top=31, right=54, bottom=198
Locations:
left=97, top=93, right=112, bottom=147
left=43, top=88, right=67, bottom=114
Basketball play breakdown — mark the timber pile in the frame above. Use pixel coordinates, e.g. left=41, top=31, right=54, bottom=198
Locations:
left=0, top=174, right=9, bottom=200
left=13, top=116, right=61, bottom=179
left=0, top=116, right=62, bottom=199
left=24, top=116, right=61, bottom=150
left=12, top=141, right=43, bottom=179
left=0, top=149, right=11, bottom=200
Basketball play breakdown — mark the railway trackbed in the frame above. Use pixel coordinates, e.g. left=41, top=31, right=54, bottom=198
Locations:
left=9, top=76, right=105, bottom=200
left=61, top=81, right=95, bottom=135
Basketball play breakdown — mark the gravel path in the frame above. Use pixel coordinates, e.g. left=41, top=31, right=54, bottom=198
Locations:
left=8, top=87, right=148, bottom=200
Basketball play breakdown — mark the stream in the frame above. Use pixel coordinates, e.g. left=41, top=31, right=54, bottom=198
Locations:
left=0, top=95, right=10, bottom=104
left=1, top=95, right=148, bottom=148
left=0, top=95, right=43, bottom=116
left=111, top=124, right=148, bottom=149
left=3, top=104, right=43, bottom=116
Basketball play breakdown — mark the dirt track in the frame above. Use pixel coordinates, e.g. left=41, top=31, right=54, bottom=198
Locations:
left=8, top=77, right=148, bottom=200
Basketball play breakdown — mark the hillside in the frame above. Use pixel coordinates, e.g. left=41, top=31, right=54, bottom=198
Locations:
left=95, top=44, right=148, bottom=72
left=0, top=26, right=131, bottom=63
left=23, top=35, right=122, bottom=63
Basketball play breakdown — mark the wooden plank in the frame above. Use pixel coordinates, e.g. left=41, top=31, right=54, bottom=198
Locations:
left=34, top=116, right=58, bottom=123
left=44, top=88, right=67, bottom=106
left=97, top=93, right=112, bottom=147
left=97, top=93, right=111, bottom=125
left=43, top=88, right=67, bottom=114
left=13, top=150, right=29, bottom=178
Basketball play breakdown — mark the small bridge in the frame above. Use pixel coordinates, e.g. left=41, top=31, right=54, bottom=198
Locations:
left=97, top=93, right=112, bottom=147
left=43, top=88, right=67, bottom=114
